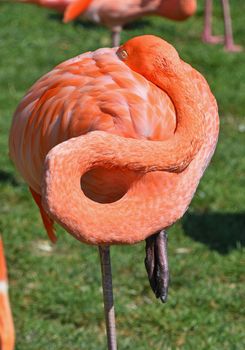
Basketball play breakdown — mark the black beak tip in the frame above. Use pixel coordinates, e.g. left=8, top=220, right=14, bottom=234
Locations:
left=159, top=293, right=168, bottom=303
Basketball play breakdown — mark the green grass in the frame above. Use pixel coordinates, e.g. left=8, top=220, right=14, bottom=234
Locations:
left=0, top=1, right=245, bottom=349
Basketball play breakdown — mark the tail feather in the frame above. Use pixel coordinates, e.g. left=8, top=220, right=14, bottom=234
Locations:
left=63, top=0, right=92, bottom=23
left=29, top=187, right=57, bottom=243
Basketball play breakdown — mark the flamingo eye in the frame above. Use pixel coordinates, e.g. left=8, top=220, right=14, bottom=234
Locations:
left=117, top=49, right=128, bottom=61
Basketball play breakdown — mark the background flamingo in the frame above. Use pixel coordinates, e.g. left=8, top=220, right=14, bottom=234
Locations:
left=16, top=0, right=197, bottom=46
left=0, top=237, right=15, bottom=350
left=202, top=0, right=242, bottom=52
left=63, top=0, right=197, bottom=46
left=8, top=34, right=219, bottom=348
left=17, top=0, right=242, bottom=52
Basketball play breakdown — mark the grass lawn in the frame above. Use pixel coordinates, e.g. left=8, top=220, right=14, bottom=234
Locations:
left=0, top=1, right=244, bottom=349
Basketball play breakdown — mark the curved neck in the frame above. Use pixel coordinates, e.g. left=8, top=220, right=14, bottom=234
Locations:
left=157, top=62, right=204, bottom=129
left=138, top=60, right=206, bottom=172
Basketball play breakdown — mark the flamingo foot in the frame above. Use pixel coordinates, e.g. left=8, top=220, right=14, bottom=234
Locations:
left=145, top=230, right=169, bottom=303
left=224, top=43, right=243, bottom=52
left=202, top=34, right=224, bottom=44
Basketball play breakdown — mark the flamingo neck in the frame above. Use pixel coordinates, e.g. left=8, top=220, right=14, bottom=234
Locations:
left=137, top=59, right=206, bottom=171
left=159, top=64, right=203, bottom=129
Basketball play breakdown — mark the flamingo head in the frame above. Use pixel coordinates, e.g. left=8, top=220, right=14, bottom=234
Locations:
left=116, top=35, right=181, bottom=83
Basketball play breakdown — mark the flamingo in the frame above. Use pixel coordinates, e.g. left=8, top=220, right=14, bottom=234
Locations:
left=63, top=0, right=197, bottom=46
left=16, top=0, right=197, bottom=47
left=202, top=0, right=242, bottom=52
left=8, top=35, right=219, bottom=348
left=0, top=237, right=15, bottom=350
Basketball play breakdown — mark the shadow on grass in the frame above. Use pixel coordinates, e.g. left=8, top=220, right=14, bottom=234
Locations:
left=48, top=13, right=98, bottom=29
left=0, top=170, right=20, bottom=187
left=182, top=212, right=245, bottom=254
left=48, top=13, right=63, bottom=22
left=124, top=18, right=151, bottom=29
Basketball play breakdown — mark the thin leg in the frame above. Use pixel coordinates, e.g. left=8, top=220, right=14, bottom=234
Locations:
left=99, top=246, right=117, bottom=350
left=221, top=0, right=242, bottom=52
left=202, top=0, right=224, bottom=44
left=145, top=230, right=169, bottom=303
left=111, top=26, right=122, bottom=47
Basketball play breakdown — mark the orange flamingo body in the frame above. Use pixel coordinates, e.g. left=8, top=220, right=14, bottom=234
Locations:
left=8, top=35, right=219, bottom=347
left=9, top=37, right=219, bottom=245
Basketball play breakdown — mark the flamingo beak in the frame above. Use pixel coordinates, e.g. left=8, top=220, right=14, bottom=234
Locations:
left=145, top=230, right=169, bottom=303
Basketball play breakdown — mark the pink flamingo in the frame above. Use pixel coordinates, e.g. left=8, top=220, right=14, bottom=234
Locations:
left=64, top=0, right=197, bottom=46
left=8, top=35, right=219, bottom=348
left=16, top=0, right=197, bottom=46
left=202, top=0, right=242, bottom=52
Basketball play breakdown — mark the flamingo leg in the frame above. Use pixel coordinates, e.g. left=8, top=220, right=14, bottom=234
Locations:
left=111, top=26, right=122, bottom=47
left=145, top=230, right=169, bottom=303
left=202, top=0, right=224, bottom=44
left=99, top=246, right=117, bottom=350
left=221, top=0, right=242, bottom=52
